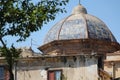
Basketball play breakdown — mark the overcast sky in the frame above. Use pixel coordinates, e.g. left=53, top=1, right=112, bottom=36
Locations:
left=5, top=0, right=120, bottom=52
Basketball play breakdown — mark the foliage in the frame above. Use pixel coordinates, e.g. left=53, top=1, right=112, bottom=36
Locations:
left=0, top=44, right=21, bottom=80
left=0, top=0, right=69, bottom=41
left=0, top=45, right=21, bottom=60
left=0, top=0, right=69, bottom=80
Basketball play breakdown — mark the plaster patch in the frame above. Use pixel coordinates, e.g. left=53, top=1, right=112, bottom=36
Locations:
left=40, top=69, right=47, bottom=79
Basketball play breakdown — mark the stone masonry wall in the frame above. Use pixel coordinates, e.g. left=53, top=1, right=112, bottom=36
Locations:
left=14, top=55, right=98, bottom=80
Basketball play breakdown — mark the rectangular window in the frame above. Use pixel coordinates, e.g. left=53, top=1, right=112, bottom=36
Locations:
left=48, top=70, right=62, bottom=80
left=0, top=67, right=4, bottom=80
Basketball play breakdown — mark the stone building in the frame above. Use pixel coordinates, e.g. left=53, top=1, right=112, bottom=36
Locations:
left=104, top=50, right=120, bottom=79
left=0, top=4, right=120, bottom=80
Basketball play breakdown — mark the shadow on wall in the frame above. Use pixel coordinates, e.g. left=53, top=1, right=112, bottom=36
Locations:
left=114, top=77, right=120, bottom=80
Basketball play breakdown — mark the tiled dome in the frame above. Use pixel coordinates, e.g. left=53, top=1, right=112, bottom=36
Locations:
left=44, top=4, right=117, bottom=44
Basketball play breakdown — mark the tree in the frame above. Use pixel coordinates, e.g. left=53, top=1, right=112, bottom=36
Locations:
left=0, top=0, right=69, bottom=80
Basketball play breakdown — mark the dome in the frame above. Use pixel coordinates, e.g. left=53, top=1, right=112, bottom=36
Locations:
left=44, top=4, right=117, bottom=44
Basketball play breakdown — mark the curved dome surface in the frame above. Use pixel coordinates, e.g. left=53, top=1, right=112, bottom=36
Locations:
left=44, top=4, right=117, bottom=44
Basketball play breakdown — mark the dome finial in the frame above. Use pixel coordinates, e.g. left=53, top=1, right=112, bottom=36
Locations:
left=72, top=3, right=87, bottom=14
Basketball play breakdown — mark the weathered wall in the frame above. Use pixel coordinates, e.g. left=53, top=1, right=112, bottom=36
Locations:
left=104, top=62, right=120, bottom=79
left=14, top=55, right=98, bottom=80
left=62, top=56, right=98, bottom=80
left=104, top=51, right=120, bottom=78
left=114, top=63, right=120, bottom=78
left=104, top=63, right=113, bottom=76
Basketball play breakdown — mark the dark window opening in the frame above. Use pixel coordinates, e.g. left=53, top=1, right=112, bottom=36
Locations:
left=98, top=56, right=103, bottom=69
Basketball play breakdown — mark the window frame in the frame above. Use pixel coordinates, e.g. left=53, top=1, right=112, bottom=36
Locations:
left=47, top=69, right=62, bottom=80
